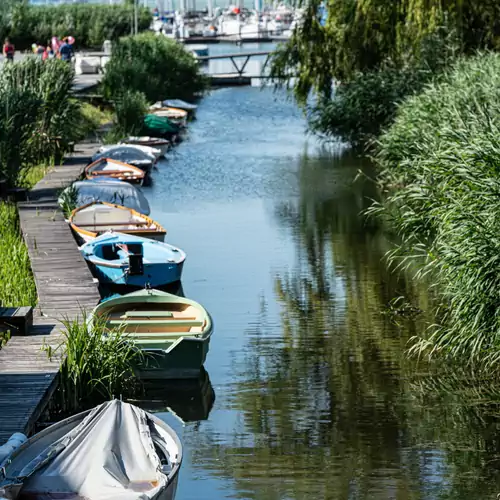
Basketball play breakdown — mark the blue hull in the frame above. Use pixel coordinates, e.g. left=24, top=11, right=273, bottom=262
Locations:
left=92, top=261, right=184, bottom=288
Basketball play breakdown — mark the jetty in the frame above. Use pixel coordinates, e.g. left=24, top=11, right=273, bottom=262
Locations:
left=0, top=142, right=101, bottom=443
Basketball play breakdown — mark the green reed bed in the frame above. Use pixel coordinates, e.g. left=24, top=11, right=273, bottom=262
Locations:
left=0, top=202, right=36, bottom=308
left=44, top=314, right=142, bottom=414
left=375, top=52, right=500, bottom=366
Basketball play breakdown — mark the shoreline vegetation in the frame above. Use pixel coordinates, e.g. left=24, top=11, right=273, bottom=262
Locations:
left=0, top=4, right=151, bottom=50
left=270, top=1, right=500, bottom=367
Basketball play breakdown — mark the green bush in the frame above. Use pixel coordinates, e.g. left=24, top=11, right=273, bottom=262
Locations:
left=102, top=32, right=206, bottom=103
left=3, top=3, right=151, bottom=50
left=309, top=30, right=459, bottom=146
left=375, top=52, right=500, bottom=366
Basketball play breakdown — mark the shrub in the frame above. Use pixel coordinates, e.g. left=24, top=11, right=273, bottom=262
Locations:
left=375, top=52, right=500, bottom=366
left=107, top=89, right=148, bottom=142
left=102, top=32, right=206, bottom=103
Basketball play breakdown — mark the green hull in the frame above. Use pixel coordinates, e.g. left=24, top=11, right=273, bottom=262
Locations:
left=92, top=288, right=213, bottom=380
left=137, top=335, right=211, bottom=379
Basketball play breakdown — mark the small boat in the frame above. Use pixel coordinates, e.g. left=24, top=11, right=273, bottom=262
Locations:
left=0, top=400, right=182, bottom=500
left=91, top=288, right=214, bottom=379
left=162, top=99, right=198, bottom=113
left=98, top=143, right=162, bottom=160
left=121, top=136, right=171, bottom=157
left=69, top=201, right=166, bottom=243
left=144, top=114, right=181, bottom=140
left=92, top=146, right=156, bottom=172
left=85, top=158, right=145, bottom=184
left=150, top=105, right=188, bottom=126
left=59, top=179, right=151, bottom=215
left=81, top=232, right=186, bottom=288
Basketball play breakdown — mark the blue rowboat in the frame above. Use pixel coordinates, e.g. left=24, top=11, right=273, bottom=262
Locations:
left=80, top=232, right=186, bottom=288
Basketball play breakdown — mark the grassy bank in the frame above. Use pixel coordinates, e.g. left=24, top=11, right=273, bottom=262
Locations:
left=375, top=52, right=500, bottom=366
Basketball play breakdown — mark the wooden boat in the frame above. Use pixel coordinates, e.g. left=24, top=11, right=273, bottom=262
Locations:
left=59, top=179, right=151, bottom=215
left=121, top=136, right=171, bottom=157
left=91, top=289, right=214, bottom=379
left=85, top=158, right=145, bottom=184
left=0, top=400, right=182, bottom=500
left=80, top=232, right=186, bottom=288
left=69, top=201, right=166, bottom=244
left=92, top=146, right=155, bottom=172
left=98, top=143, right=162, bottom=160
left=162, top=99, right=198, bottom=113
left=151, top=106, right=188, bottom=126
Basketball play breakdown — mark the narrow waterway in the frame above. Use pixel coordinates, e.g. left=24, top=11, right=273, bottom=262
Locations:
left=136, top=86, right=500, bottom=499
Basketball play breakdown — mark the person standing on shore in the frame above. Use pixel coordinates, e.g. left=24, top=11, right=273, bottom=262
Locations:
left=58, top=37, right=73, bottom=63
left=2, top=38, right=15, bottom=62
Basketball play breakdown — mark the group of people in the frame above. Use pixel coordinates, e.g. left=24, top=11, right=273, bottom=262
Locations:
left=2, top=35, right=75, bottom=63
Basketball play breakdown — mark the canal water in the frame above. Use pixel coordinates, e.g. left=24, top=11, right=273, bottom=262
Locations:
left=138, top=86, right=500, bottom=499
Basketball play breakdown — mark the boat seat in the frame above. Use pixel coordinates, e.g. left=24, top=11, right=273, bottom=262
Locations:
left=108, top=319, right=204, bottom=327
left=77, top=221, right=149, bottom=227
left=122, top=311, right=174, bottom=318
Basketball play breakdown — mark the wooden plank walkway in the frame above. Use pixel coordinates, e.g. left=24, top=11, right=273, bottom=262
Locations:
left=0, top=142, right=101, bottom=444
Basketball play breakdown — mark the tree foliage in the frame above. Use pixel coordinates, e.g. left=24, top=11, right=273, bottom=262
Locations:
left=271, top=0, right=500, bottom=103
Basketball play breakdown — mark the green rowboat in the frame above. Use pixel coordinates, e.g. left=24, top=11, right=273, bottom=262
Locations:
left=143, top=114, right=180, bottom=139
left=91, top=289, right=213, bottom=379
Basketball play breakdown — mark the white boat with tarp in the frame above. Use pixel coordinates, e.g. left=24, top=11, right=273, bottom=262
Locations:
left=0, top=400, right=182, bottom=500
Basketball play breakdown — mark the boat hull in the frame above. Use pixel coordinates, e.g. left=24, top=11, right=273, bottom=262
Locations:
left=74, top=227, right=166, bottom=244
left=92, top=260, right=184, bottom=288
left=137, top=333, right=212, bottom=380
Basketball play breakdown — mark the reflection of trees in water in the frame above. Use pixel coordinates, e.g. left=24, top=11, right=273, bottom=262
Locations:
left=191, top=152, right=500, bottom=499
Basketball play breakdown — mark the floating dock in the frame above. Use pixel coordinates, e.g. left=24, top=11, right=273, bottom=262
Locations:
left=0, top=142, right=101, bottom=444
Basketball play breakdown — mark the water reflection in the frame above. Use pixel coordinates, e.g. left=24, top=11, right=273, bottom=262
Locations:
left=180, top=149, right=500, bottom=499
left=129, top=368, right=215, bottom=423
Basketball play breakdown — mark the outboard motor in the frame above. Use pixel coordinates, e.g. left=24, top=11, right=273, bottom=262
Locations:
left=127, top=244, right=144, bottom=276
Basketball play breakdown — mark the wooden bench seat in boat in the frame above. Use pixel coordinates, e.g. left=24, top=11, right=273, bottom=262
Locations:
left=122, top=311, right=174, bottom=318
left=107, top=319, right=204, bottom=328
left=77, top=221, right=150, bottom=227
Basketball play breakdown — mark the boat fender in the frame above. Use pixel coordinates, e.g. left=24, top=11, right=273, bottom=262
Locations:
left=0, top=432, right=27, bottom=465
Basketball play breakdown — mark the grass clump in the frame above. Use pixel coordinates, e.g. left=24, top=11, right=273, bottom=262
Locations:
left=44, top=313, right=142, bottom=414
left=0, top=202, right=36, bottom=307
left=375, top=52, right=500, bottom=367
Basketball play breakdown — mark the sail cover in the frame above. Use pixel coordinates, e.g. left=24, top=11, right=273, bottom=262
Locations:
left=15, top=400, right=168, bottom=499
left=60, top=179, right=151, bottom=215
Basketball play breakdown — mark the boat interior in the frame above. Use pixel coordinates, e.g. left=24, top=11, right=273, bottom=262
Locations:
left=97, top=243, right=143, bottom=261
left=74, top=206, right=154, bottom=230
left=100, top=303, right=206, bottom=336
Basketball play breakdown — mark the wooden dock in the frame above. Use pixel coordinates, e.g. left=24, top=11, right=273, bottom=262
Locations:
left=0, top=142, right=101, bottom=444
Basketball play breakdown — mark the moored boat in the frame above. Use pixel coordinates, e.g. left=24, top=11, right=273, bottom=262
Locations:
left=92, top=146, right=156, bottom=172
left=150, top=106, right=188, bottom=126
left=80, top=232, right=186, bottom=289
left=85, top=158, right=145, bottom=184
left=59, top=179, right=151, bottom=215
left=91, top=288, right=213, bottom=379
left=162, top=99, right=198, bottom=113
left=0, top=400, right=182, bottom=500
left=121, top=136, right=170, bottom=157
left=143, top=114, right=181, bottom=141
left=69, top=201, right=166, bottom=243
left=98, top=143, right=162, bottom=160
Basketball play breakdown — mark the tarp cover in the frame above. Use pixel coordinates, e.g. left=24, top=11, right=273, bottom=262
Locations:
left=61, top=180, right=150, bottom=215
left=18, top=400, right=168, bottom=499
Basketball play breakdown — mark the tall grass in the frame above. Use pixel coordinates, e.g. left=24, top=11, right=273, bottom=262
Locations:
left=0, top=58, right=83, bottom=187
left=0, top=202, right=37, bottom=307
left=375, top=52, right=500, bottom=367
left=44, top=313, right=142, bottom=414
left=106, top=89, right=148, bottom=143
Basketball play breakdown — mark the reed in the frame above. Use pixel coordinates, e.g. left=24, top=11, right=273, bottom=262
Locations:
left=44, top=313, right=143, bottom=414
left=375, top=52, right=500, bottom=367
left=106, top=89, right=148, bottom=143
left=0, top=202, right=37, bottom=308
